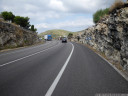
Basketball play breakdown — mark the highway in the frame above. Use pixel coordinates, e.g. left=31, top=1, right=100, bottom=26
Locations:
left=0, top=40, right=128, bottom=96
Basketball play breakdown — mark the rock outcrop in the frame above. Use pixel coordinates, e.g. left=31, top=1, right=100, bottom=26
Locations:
left=76, top=6, right=128, bottom=71
left=0, top=21, right=39, bottom=50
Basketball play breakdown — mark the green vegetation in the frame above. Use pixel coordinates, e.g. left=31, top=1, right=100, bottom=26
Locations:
left=68, top=33, right=73, bottom=39
left=72, top=30, right=85, bottom=36
left=30, top=25, right=37, bottom=32
left=39, top=29, right=85, bottom=40
left=93, top=0, right=125, bottom=24
left=0, top=14, right=2, bottom=17
left=14, top=16, right=30, bottom=29
left=1, top=11, right=15, bottom=22
left=93, top=8, right=109, bottom=23
left=39, top=29, right=72, bottom=39
left=0, top=11, right=37, bottom=31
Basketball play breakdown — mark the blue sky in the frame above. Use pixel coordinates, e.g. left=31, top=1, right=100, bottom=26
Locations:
left=0, top=0, right=126, bottom=33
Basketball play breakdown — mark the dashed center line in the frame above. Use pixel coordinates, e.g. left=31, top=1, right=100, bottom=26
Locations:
left=0, top=42, right=60, bottom=67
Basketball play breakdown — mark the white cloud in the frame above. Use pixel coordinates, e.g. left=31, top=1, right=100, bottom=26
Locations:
left=24, top=4, right=39, bottom=12
left=35, top=18, right=94, bottom=32
left=49, top=0, right=67, bottom=11
left=62, top=0, right=115, bottom=13
left=0, top=0, right=116, bottom=19
left=0, top=0, right=122, bottom=33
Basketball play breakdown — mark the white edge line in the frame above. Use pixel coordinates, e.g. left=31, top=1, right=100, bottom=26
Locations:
left=0, top=42, right=60, bottom=67
left=45, top=43, right=74, bottom=96
left=97, top=53, right=128, bottom=81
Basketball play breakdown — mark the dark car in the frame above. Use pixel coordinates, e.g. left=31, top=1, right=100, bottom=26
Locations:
left=62, top=37, right=67, bottom=43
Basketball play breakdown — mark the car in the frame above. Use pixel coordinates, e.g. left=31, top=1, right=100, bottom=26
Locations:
left=62, top=37, right=67, bottom=43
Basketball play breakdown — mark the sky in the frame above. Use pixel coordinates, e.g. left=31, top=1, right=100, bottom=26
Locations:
left=0, top=0, right=126, bottom=33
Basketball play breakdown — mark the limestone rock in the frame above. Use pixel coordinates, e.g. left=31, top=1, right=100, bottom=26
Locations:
left=0, top=21, right=39, bottom=49
left=74, top=7, right=128, bottom=71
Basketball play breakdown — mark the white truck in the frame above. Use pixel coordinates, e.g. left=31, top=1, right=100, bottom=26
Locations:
left=44, top=35, right=48, bottom=40
left=44, top=35, right=52, bottom=41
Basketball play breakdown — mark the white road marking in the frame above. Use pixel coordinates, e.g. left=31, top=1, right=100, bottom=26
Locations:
left=0, top=42, right=60, bottom=67
left=45, top=43, right=74, bottom=96
left=0, top=41, right=52, bottom=57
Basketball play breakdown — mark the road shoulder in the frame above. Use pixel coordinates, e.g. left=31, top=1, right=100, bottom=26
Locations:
left=74, top=42, right=128, bottom=82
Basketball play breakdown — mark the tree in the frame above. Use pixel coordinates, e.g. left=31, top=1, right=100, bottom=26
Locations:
left=1, top=11, right=15, bottom=22
left=30, top=25, right=37, bottom=32
left=68, top=33, right=73, bottom=39
left=14, top=16, right=30, bottom=29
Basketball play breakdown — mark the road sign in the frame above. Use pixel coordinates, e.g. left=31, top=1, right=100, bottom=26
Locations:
left=85, top=37, right=92, bottom=40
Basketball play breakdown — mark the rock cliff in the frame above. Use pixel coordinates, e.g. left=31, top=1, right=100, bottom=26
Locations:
left=0, top=20, right=39, bottom=50
left=76, top=6, right=128, bottom=71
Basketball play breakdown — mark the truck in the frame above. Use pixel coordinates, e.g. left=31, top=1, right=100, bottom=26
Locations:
left=44, top=35, right=52, bottom=41
left=44, top=35, right=48, bottom=40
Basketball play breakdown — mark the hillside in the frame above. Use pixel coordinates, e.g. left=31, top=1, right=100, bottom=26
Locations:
left=73, top=4, right=128, bottom=71
left=39, top=29, right=72, bottom=39
left=72, top=30, right=85, bottom=36
left=0, top=20, right=39, bottom=50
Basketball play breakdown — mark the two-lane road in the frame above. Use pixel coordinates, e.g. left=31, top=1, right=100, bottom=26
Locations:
left=0, top=40, right=128, bottom=96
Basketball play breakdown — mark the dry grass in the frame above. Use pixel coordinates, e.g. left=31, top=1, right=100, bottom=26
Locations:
left=0, top=18, right=4, bottom=22
left=109, top=0, right=125, bottom=13
left=11, top=22, right=19, bottom=27
left=0, top=41, right=44, bottom=52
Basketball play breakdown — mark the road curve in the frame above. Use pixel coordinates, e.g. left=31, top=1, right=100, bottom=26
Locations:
left=0, top=40, right=128, bottom=96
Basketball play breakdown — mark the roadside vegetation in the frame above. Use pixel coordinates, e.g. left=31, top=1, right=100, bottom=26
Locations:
left=0, top=11, right=37, bottom=32
left=93, top=8, right=109, bottom=23
left=68, top=33, right=73, bottom=39
left=93, top=0, right=125, bottom=23
left=39, top=29, right=71, bottom=39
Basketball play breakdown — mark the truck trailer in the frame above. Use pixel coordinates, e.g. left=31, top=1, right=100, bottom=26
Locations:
left=44, top=35, right=52, bottom=41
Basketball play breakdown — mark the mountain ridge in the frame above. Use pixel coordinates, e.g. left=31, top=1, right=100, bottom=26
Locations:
left=39, top=29, right=72, bottom=38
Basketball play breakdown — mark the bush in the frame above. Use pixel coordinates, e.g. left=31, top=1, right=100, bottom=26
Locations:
left=30, top=25, right=37, bottom=32
left=68, top=33, right=73, bottom=39
left=0, top=11, right=37, bottom=31
left=1, top=11, right=15, bottom=22
left=93, top=8, right=109, bottom=23
left=109, top=0, right=124, bottom=13
left=14, top=16, right=30, bottom=29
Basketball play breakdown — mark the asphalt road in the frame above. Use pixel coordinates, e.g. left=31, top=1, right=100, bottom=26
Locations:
left=0, top=40, right=128, bottom=96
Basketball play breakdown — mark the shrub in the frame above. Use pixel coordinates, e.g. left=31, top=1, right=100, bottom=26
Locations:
left=93, top=8, right=109, bottom=23
left=30, top=25, right=37, bottom=32
left=1, top=11, right=15, bottom=22
left=109, top=0, right=124, bottom=13
left=68, top=33, right=73, bottom=39
left=14, top=16, right=30, bottom=29
left=0, top=11, right=37, bottom=31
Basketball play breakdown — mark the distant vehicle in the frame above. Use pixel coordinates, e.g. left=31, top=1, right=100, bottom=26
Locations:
left=44, top=35, right=48, bottom=40
left=62, top=37, right=67, bottom=43
left=47, top=35, right=52, bottom=41
left=44, top=35, right=52, bottom=41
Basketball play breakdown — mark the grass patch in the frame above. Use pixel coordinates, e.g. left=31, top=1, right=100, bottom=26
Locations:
left=93, top=8, right=109, bottom=23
